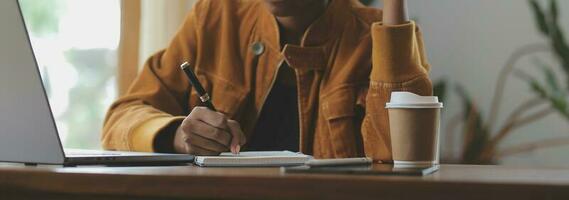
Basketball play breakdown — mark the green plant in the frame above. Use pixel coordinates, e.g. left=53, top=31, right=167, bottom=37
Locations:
left=445, top=0, right=569, bottom=164
left=18, top=0, right=65, bottom=37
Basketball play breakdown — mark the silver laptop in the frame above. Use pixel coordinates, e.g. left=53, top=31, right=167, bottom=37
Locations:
left=0, top=0, right=194, bottom=166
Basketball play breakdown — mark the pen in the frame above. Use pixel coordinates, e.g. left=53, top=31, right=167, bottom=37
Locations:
left=180, top=61, right=217, bottom=111
left=181, top=61, right=241, bottom=154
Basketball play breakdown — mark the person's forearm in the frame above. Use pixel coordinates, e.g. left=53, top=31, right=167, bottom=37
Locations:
left=382, top=0, right=408, bottom=25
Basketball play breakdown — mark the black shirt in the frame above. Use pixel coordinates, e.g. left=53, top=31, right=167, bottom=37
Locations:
left=245, top=62, right=299, bottom=151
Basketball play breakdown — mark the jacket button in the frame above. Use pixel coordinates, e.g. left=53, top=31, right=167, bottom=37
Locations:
left=251, top=42, right=264, bottom=56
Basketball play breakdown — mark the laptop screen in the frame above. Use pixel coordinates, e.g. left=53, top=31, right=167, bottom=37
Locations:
left=0, top=0, right=65, bottom=164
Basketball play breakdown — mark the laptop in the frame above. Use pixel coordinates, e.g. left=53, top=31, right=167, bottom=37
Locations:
left=0, top=0, right=194, bottom=166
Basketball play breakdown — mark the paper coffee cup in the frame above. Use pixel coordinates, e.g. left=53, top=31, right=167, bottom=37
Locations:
left=386, top=92, right=443, bottom=168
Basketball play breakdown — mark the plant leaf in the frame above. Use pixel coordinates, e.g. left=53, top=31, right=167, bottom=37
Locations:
left=530, top=0, right=569, bottom=88
left=526, top=77, right=568, bottom=121
left=529, top=0, right=549, bottom=35
left=545, top=0, right=569, bottom=80
left=532, top=58, right=561, bottom=92
left=530, top=58, right=569, bottom=117
left=455, top=84, right=489, bottom=163
left=433, top=79, right=447, bottom=103
left=552, top=97, right=567, bottom=114
left=530, top=79, right=548, bottom=98
left=524, top=73, right=568, bottom=120
left=549, top=0, right=558, bottom=24
left=550, top=25, right=569, bottom=76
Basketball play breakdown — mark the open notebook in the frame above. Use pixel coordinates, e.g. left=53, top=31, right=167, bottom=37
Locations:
left=194, top=151, right=311, bottom=167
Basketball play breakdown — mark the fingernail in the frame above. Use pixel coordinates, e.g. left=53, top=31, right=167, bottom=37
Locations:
left=236, top=145, right=241, bottom=154
left=230, top=146, right=236, bottom=154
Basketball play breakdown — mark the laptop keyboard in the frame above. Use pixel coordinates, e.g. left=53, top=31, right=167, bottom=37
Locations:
left=64, top=149, right=125, bottom=157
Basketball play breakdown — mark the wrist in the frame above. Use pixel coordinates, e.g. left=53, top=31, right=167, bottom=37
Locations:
left=153, top=120, right=182, bottom=153
left=173, top=124, right=187, bottom=153
left=382, top=0, right=408, bottom=25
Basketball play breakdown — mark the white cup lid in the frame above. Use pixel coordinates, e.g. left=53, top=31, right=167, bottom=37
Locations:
left=385, top=92, right=443, bottom=109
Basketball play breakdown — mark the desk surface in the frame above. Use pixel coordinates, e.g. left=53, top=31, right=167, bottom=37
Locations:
left=1, top=163, right=569, bottom=200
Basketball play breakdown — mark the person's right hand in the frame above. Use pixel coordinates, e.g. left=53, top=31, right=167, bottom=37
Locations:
left=173, top=107, right=246, bottom=155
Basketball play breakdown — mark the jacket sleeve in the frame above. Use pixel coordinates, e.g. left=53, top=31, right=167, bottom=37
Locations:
left=361, top=21, right=433, bottom=162
left=101, top=4, right=203, bottom=152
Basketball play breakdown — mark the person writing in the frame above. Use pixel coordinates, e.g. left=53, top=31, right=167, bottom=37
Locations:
left=102, top=0, right=432, bottom=162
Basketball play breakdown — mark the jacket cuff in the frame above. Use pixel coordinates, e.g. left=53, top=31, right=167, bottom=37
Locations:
left=130, top=115, right=185, bottom=152
left=370, top=21, right=427, bottom=82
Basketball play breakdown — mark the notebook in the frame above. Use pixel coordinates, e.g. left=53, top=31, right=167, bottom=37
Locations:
left=194, top=151, right=311, bottom=167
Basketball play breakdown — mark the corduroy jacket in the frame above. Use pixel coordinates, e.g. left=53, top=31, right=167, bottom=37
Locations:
left=102, top=0, right=433, bottom=162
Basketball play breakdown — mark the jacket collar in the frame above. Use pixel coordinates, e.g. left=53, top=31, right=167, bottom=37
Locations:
left=257, top=0, right=354, bottom=70
left=298, top=0, right=352, bottom=47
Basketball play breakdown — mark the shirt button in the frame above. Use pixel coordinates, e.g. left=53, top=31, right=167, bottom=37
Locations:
left=251, top=42, right=264, bottom=56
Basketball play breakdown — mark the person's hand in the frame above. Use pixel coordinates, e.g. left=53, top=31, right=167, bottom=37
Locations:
left=173, top=106, right=246, bottom=155
left=381, top=0, right=408, bottom=25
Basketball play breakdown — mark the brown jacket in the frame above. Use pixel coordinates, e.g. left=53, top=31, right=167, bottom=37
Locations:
left=102, top=0, right=432, bottom=161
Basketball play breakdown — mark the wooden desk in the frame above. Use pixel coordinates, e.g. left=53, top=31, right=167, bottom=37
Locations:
left=1, top=164, right=568, bottom=200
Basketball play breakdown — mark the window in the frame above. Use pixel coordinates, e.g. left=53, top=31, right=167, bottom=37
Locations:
left=19, top=0, right=121, bottom=149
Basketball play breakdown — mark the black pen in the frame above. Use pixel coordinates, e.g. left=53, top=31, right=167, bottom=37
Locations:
left=180, top=61, right=217, bottom=111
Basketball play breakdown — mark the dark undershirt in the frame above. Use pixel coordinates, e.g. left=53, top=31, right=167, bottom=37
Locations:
left=245, top=62, right=300, bottom=152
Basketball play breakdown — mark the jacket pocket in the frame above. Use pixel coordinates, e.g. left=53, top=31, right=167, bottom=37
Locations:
left=189, top=73, right=247, bottom=118
left=320, top=87, right=363, bottom=157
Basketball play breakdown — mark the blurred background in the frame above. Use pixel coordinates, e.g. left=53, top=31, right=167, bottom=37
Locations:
left=19, top=0, right=569, bottom=167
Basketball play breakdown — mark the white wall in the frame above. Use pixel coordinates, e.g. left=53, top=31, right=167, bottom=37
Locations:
left=372, top=0, right=569, bottom=166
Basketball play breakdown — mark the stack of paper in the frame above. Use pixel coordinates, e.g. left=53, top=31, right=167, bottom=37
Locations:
left=194, top=151, right=310, bottom=167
